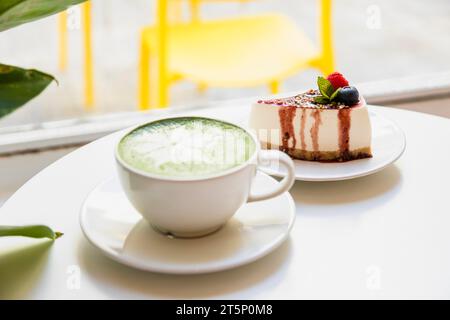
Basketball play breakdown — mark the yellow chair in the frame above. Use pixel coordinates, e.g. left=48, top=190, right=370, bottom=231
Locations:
left=188, top=0, right=255, bottom=22
left=139, top=0, right=335, bottom=109
left=58, top=1, right=94, bottom=109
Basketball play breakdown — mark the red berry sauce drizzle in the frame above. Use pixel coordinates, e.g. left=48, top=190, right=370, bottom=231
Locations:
left=338, top=108, right=352, bottom=160
left=310, top=110, right=322, bottom=153
left=278, top=106, right=296, bottom=152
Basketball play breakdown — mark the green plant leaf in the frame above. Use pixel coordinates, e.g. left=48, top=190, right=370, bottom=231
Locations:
left=314, top=96, right=330, bottom=104
left=317, top=76, right=334, bottom=99
left=330, top=87, right=341, bottom=101
left=0, top=0, right=86, bottom=32
left=0, top=64, right=55, bottom=118
left=0, top=225, right=63, bottom=240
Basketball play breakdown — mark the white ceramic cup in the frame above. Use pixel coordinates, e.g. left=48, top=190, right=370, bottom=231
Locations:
left=115, top=117, right=296, bottom=238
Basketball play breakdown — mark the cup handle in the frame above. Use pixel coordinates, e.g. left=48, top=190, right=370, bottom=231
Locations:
left=247, top=150, right=296, bottom=203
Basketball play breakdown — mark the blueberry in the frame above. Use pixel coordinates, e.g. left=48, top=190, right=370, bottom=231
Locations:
left=336, top=86, right=360, bottom=105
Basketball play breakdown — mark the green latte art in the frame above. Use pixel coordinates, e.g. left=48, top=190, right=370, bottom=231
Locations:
left=118, top=117, right=256, bottom=177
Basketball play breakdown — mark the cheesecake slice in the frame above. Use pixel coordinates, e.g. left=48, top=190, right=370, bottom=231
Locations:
left=249, top=88, right=372, bottom=162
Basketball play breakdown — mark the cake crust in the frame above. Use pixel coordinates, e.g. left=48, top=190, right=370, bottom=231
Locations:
left=263, top=142, right=372, bottom=162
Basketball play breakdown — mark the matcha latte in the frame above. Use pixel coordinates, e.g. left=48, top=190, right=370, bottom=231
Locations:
left=118, top=117, right=256, bottom=178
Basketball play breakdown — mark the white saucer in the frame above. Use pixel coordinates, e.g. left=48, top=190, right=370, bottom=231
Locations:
left=260, top=109, right=406, bottom=181
left=80, top=172, right=296, bottom=274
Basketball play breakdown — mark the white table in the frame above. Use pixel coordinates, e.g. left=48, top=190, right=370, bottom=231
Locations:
left=1, top=105, right=450, bottom=299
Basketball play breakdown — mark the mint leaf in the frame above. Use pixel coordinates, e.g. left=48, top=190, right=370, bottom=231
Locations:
left=330, top=87, right=341, bottom=101
left=314, top=96, right=330, bottom=104
left=317, top=77, right=334, bottom=99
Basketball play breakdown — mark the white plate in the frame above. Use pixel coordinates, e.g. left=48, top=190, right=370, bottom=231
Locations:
left=80, top=172, right=296, bottom=274
left=260, top=109, right=406, bottom=181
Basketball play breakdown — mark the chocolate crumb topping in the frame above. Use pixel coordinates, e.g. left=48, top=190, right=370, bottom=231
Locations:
left=258, top=90, right=356, bottom=109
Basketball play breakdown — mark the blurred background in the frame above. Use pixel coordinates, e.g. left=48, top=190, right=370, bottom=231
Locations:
left=0, top=0, right=449, bottom=206
left=0, top=0, right=449, bottom=128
